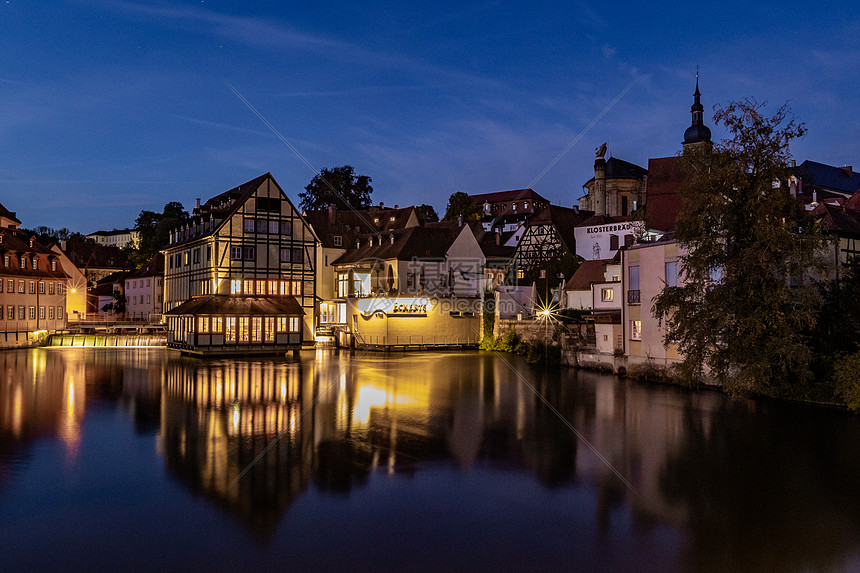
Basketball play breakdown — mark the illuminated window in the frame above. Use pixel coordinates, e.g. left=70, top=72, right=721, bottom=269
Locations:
left=212, top=317, right=222, bottom=333
left=265, top=317, right=275, bottom=342
left=8, top=306, right=14, bottom=319
left=251, top=316, right=262, bottom=342
left=279, top=280, right=288, bottom=295
left=32, top=259, right=38, bottom=270
left=47, top=282, right=54, bottom=295
left=631, top=320, right=642, bottom=340
left=289, top=317, right=300, bottom=332
left=277, top=317, right=287, bottom=332
left=268, top=280, right=278, bottom=295
left=19, top=257, right=26, bottom=269
left=239, top=317, right=249, bottom=342
left=184, top=251, right=190, bottom=265
left=292, top=281, right=301, bottom=296
left=39, top=306, right=45, bottom=320
left=38, top=282, right=45, bottom=294
left=48, top=306, right=54, bottom=320
left=256, top=280, right=265, bottom=295
left=7, top=279, right=12, bottom=292
left=56, top=306, right=62, bottom=320
left=198, top=316, right=209, bottom=333
left=3, top=255, right=8, bottom=267
left=231, top=279, right=242, bottom=294
left=243, top=279, right=253, bottom=294
left=18, top=280, right=24, bottom=293
left=50, top=260, right=57, bottom=271
left=29, top=306, right=35, bottom=320
left=29, top=281, right=35, bottom=294
left=601, top=288, right=614, bottom=302
left=226, top=317, right=236, bottom=342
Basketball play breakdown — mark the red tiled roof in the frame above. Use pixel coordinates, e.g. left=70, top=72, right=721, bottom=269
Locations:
left=564, top=259, right=609, bottom=291
left=645, top=156, right=687, bottom=232
left=469, top=189, right=548, bottom=205
left=0, top=203, right=21, bottom=225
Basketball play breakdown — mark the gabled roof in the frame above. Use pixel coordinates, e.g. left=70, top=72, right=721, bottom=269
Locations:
left=0, top=203, right=22, bottom=225
left=304, top=205, right=417, bottom=249
left=469, top=188, right=548, bottom=205
left=525, top=205, right=594, bottom=256
left=795, top=160, right=860, bottom=196
left=564, top=259, right=610, bottom=291
left=169, top=173, right=279, bottom=249
left=332, top=226, right=458, bottom=266
left=164, top=295, right=305, bottom=316
left=810, top=201, right=860, bottom=238
left=0, top=229, right=68, bottom=279
left=645, top=156, right=687, bottom=232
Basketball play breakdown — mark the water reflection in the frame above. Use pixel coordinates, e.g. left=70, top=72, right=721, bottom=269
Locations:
left=1, top=348, right=860, bottom=571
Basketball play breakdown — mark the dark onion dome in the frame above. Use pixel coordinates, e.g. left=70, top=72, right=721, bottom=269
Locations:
left=683, top=75, right=712, bottom=145
left=684, top=122, right=712, bottom=144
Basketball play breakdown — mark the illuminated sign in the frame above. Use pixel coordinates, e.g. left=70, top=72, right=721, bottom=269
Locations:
left=356, top=297, right=430, bottom=317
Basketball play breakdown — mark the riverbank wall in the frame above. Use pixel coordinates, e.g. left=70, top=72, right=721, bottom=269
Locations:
left=46, top=333, right=166, bottom=348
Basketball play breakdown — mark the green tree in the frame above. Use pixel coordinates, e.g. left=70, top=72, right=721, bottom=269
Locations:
left=299, top=165, right=373, bottom=211
left=442, top=192, right=480, bottom=222
left=415, top=203, right=439, bottom=223
left=132, top=202, right=189, bottom=266
left=652, top=99, right=830, bottom=396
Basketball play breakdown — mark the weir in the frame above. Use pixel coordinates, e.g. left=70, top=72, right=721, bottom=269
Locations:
left=46, top=333, right=167, bottom=348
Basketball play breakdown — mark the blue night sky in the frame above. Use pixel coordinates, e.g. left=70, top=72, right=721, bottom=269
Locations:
left=2, top=1, right=859, bottom=233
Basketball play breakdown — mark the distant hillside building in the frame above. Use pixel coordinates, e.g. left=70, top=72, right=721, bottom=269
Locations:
left=86, top=228, right=140, bottom=249
left=469, top=189, right=549, bottom=233
left=124, top=253, right=164, bottom=322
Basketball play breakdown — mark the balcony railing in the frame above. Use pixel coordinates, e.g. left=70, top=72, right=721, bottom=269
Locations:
left=627, top=290, right=640, bottom=304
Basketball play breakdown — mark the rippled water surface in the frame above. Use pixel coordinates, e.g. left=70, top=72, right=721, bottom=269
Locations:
left=1, top=348, right=859, bottom=572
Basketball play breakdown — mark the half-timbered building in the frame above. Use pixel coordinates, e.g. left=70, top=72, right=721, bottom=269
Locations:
left=509, top=205, right=592, bottom=282
left=162, top=173, right=317, bottom=355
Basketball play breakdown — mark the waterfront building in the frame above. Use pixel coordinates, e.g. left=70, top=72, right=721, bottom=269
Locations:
left=330, top=224, right=485, bottom=349
left=563, top=258, right=622, bottom=354
left=162, top=173, right=316, bottom=355
left=621, top=237, right=683, bottom=370
left=0, top=220, right=70, bottom=348
left=124, top=253, right=164, bottom=322
left=49, top=244, right=88, bottom=321
left=86, top=228, right=140, bottom=249
left=303, top=203, right=419, bottom=330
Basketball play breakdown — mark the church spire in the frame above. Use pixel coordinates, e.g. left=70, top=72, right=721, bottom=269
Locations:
left=683, top=70, right=712, bottom=147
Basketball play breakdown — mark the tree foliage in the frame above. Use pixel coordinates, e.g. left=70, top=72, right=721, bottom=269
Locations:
left=442, top=192, right=481, bottom=222
left=415, top=203, right=439, bottom=223
left=653, top=99, right=830, bottom=396
left=132, top=201, right=189, bottom=266
left=299, top=165, right=373, bottom=211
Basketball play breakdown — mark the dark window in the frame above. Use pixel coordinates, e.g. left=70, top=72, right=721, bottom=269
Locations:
left=256, top=197, right=280, bottom=212
left=624, top=234, right=634, bottom=247
left=291, top=248, right=303, bottom=263
left=193, top=248, right=200, bottom=264
left=231, top=246, right=243, bottom=260
left=280, top=248, right=290, bottom=262
left=280, top=221, right=292, bottom=236
left=609, top=234, right=619, bottom=250
left=621, top=196, right=628, bottom=216
left=244, top=219, right=255, bottom=233
left=256, top=220, right=267, bottom=233
left=244, top=246, right=256, bottom=261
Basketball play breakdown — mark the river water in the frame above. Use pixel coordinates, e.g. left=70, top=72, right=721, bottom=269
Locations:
left=1, top=347, right=859, bottom=572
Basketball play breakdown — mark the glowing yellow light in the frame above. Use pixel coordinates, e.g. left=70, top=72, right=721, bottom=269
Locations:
left=70, top=288, right=77, bottom=294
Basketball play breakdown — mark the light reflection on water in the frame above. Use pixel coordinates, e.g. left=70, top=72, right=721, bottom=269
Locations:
left=0, top=347, right=859, bottom=572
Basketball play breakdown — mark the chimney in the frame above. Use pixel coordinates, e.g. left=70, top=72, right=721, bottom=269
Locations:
left=195, top=197, right=201, bottom=210
left=379, top=201, right=384, bottom=208
left=791, top=160, right=796, bottom=168
left=394, top=204, right=399, bottom=210
left=327, top=204, right=336, bottom=224
left=842, top=165, right=853, bottom=177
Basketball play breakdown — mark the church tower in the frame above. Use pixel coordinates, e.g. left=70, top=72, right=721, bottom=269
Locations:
left=682, top=74, right=712, bottom=150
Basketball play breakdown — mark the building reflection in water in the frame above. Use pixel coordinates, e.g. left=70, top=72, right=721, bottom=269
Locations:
left=3, top=348, right=860, bottom=570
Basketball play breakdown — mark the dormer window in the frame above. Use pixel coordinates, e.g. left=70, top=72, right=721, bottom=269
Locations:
left=51, top=260, right=57, bottom=271
left=389, top=215, right=395, bottom=222
left=32, top=259, right=38, bottom=270
left=20, top=256, right=26, bottom=269
left=373, top=217, right=380, bottom=224
left=333, top=235, right=342, bottom=247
